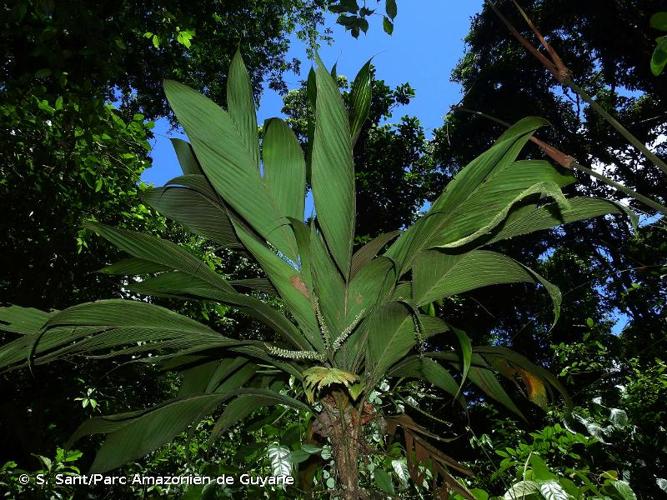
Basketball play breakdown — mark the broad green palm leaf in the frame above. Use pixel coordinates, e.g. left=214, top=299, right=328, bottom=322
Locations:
left=0, top=50, right=634, bottom=485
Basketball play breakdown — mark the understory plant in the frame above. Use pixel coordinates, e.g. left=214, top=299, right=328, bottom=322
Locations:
left=0, top=51, right=634, bottom=498
left=491, top=423, right=639, bottom=500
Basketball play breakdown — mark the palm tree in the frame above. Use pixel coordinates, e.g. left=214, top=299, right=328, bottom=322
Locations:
left=0, top=52, right=633, bottom=498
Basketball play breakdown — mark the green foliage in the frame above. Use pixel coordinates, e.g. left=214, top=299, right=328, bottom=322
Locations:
left=498, top=453, right=638, bottom=500
left=0, top=52, right=635, bottom=496
left=281, top=65, right=432, bottom=241
left=0, top=90, right=154, bottom=309
left=622, top=358, right=667, bottom=427
left=441, top=0, right=665, bottom=348
left=1, top=0, right=377, bottom=310
left=650, top=12, right=667, bottom=75
left=1, top=0, right=339, bottom=116
left=329, top=0, right=398, bottom=37
left=0, top=448, right=82, bottom=499
left=310, top=55, right=357, bottom=274
left=302, top=366, right=359, bottom=403
left=74, top=387, right=100, bottom=412
left=552, top=330, right=614, bottom=383
left=465, top=354, right=667, bottom=498
left=81, top=410, right=327, bottom=498
left=461, top=423, right=640, bottom=499
left=439, top=6, right=666, bottom=495
left=3, top=1, right=439, bottom=495
left=494, top=424, right=596, bottom=480
left=1, top=2, right=341, bottom=471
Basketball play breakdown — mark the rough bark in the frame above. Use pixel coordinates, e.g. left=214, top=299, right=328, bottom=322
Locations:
left=316, top=391, right=367, bottom=499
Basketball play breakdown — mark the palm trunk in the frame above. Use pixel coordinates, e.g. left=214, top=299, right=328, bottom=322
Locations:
left=331, top=411, right=361, bottom=498
left=318, top=391, right=366, bottom=499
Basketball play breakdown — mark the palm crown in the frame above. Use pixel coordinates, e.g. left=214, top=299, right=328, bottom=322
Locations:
left=0, top=51, right=633, bottom=486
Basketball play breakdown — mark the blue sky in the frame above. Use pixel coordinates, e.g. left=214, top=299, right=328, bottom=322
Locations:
left=141, top=0, right=484, bottom=185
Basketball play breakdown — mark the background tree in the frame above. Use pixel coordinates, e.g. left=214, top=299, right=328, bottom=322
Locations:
left=0, top=0, right=332, bottom=309
left=428, top=0, right=666, bottom=496
left=0, top=0, right=347, bottom=472
left=435, top=0, right=665, bottom=346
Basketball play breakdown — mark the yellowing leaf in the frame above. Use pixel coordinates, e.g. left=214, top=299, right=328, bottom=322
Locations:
left=302, top=366, right=358, bottom=403
left=518, top=368, right=548, bottom=408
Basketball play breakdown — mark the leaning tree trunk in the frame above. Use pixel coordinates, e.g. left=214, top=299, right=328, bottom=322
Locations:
left=317, top=391, right=367, bottom=499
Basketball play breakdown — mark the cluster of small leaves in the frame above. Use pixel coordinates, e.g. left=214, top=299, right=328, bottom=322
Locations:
left=329, top=0, right=397, bottom=37
left=143, top=27, right=196, bottom=50
left=0, top=448, right=82, bottom=499
left=551, top=323, right=613, bottom=383
left=459, top=422, right=639, bottom=500
left=74, top=387, right=99, bottom=413
left=493, top=424, right=596, bottom=481
left=498, top=453, right=637, bottom=500
left=622, top=358, right=667, bottom=428
left=468, top=381, right=664, bottom=499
